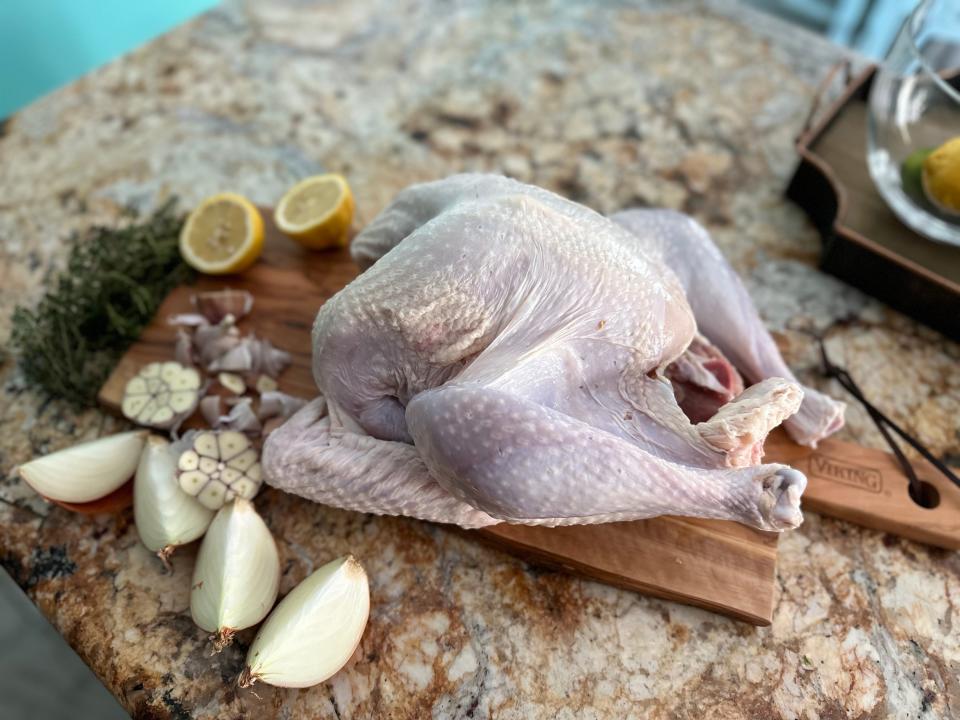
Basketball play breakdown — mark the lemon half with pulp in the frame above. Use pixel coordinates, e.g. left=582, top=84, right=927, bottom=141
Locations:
left=922, top=137, right=960, bottom=216
left=275, top=174, right=354, bottom=249
left=179, top=193, right=264, bottom=275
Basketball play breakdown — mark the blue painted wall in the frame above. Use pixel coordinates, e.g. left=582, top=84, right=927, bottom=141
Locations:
left=749, top=0, right=960, bottom=58
left=0, top=0, right=219, bottom=119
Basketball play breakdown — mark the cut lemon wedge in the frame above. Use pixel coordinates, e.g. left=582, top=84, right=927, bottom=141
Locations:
left=179, top=193, right=264, bottom=275
left=274, top=174, right=354, bottom=249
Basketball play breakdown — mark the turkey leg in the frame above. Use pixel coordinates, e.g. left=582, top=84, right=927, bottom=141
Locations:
left=611, top=209, right=845, bottom=447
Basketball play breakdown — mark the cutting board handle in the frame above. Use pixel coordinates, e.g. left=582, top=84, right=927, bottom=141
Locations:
left=764, top=430, right=960, bottom=549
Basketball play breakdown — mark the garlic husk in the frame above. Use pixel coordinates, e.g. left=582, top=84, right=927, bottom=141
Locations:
left=195, top=316, right=242, bottom=366
left=17, top=431, right=148, bottom=503
left=174, top=328, right=195, bottom=367
left=257, top=391, right=307, bottom=422
left=218, top=399, right=262, bottom=435
left=190, top=498, right=280, bottom=650
left=239, top=555, right=369, bottom=689
left=134, top=436, right=214, bottom=566
left=168, top=313, right=209, bottom=327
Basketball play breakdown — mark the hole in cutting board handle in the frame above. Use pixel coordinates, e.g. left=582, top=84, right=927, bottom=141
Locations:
left=908, top=480, right=940, bottom=509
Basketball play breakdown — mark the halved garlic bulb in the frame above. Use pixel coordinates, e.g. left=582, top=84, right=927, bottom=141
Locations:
left=239, top=555, right=369, bottom=689
left=177, top=431, right=262, bottom=510
left=134, top=436, right=214, bottom=567
left=16, top=431, right=147, bottom=503
left=190, top=498, right=280, bottom=650
left=122, top=361, right=201, bottom=429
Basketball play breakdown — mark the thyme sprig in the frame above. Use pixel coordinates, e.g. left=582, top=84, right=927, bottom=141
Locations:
left=10, top=199, right=195, bottom=406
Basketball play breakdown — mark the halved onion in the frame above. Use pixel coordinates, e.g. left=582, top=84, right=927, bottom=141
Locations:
left=239, top=555, right=369, bottom=689
left=16, top=431, right=148, bottom=504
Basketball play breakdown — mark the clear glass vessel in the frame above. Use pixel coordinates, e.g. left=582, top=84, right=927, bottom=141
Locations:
left=867, top=0, right=960, bottom=246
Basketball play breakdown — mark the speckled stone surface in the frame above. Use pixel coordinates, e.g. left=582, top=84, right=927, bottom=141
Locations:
left=1, top=1, right=958, bottom=718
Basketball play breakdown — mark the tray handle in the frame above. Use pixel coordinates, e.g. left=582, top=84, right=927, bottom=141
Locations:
left=799, top=59, right=853, bottom=141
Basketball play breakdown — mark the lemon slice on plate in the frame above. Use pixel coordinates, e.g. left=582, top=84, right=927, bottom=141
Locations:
left=275, top=174, right=354, bottom=249
left=180, top=193, right=264, bottom=275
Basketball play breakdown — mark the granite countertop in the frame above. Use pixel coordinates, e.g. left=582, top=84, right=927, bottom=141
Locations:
left=1, top=1, right=958, bottom=717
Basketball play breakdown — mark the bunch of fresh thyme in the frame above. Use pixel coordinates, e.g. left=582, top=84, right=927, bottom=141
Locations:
left=10, top=199, right=195, bottom=406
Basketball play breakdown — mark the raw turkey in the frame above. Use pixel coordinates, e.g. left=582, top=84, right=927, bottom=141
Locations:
left=263, top=175, right=844, bottom=531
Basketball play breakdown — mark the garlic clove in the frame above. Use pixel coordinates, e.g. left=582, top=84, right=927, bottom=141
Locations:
left=200, top=395, right=223, bottom=426
left=257, top=391, right=307, bottom=422
left=239, top=555, right=369, bottom=689
left=176, top=430, right=263, bottom=509
left=134, top=436, right=214, bottom=567
left=179, top=470, right=207, bottom=495
left=259, top=338, right=291, bottom=379
left=178, top=450, right=200, bottom=471
left=198, top=480, right=229, bottom=509
left=208, top=342, right=254, bottom=373
left=192, top=289, right=254, bottom=324
left=16, top=431, right=148, bottom=504
left=217, top=400, right=262, bottom=435
left=218, top=372, right=246, bottom=395
left=227, top=448, right=258, bottom=471
left=191, top=498, right=280, bottom=651
left=218, top=431, right=248, bottom=460
left=199, top=456, right=219, bottom=474
left=122, top=361, right=201, bottom=429
left=255, top=375, right=278, bottom=394
left=194, top=432, right=219, bottom=457
left=196, top=317, right=242, bottom=367
left=174, top=328, right=195, bottom=367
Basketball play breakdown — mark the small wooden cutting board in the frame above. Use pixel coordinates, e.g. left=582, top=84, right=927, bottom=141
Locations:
left=98, top=211, right=960, bottom=626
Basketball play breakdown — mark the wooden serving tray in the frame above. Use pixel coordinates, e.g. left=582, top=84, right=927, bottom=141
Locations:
left=98, top=211, right=960, bottom=626
left=787, top=64, right=960, bottom=341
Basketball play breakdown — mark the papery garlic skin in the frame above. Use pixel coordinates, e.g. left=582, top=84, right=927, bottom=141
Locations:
left=190, top=498, right=280, bottom=650
left=17, top=431, right=147, bottom=503
left=134, top=436, right=213, bottom=562
left=240, top=555, right=369, bottom=689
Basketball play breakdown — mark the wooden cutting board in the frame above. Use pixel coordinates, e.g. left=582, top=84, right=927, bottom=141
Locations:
left=98, top=212, right=960, bottom=626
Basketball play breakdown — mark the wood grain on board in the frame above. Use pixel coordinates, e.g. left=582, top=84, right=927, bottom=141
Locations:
left=768, top=429, right=960, bottom=550
left=99, top=209, right=960, bottom=626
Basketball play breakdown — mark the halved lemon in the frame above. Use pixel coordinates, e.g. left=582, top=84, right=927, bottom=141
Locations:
left=274, top=174, right=354, bottom=249
left=922, top=137, right=960, bottom=216
left=179, top=193, right=264, bottom=275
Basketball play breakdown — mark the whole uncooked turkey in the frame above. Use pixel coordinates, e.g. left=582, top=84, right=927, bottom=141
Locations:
left=263, top=175, right=845, bottom=531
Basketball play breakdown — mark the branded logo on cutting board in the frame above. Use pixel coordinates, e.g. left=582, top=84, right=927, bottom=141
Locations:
left=808, top=454, right=882, bottom=493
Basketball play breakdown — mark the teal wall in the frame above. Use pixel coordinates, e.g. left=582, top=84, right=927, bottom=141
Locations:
left=0, top=0, right=219, bottom=119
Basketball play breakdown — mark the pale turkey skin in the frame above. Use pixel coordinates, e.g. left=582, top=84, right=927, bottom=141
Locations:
left=264, top=175, right=841, bottom=531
